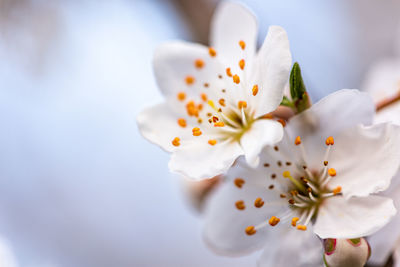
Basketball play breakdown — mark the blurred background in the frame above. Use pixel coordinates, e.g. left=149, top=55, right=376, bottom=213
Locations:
left=0, top=0, right=399, bottom=266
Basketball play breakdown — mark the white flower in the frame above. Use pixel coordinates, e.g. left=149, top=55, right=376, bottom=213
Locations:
left=137, top=2, right=292, bottom=180
left=202, top=89, right=400, bottom=260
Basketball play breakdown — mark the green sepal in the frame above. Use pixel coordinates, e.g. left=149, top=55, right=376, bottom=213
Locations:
left=295, top=92, right=311, bottom=113
left=280, top=95, right=295, bottom=108
left=289, top=62, right=306, bottom=101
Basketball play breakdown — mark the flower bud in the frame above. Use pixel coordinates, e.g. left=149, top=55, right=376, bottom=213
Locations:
left=323, top=238, right=371, bottom=267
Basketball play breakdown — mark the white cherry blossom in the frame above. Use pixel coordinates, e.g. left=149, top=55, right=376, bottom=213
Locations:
left=202, top=89, right=400, bottom=261
left=137, top=2, right=291, bottom=180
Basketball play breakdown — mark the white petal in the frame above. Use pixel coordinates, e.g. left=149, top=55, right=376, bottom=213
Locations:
left=328, top=123, right=400, bottom=198
left=286, top=89, right=375, bottom=168
left=368, top=171, right=400, bottom=265
left=258, top=229, right=322, bottom=267
left=250, top=26, right=292, bottom=117
left=137, top=103, right=192, bottom=152
left=210, top=1, right=257, bottom=73
left=314, top=195, right=396, bottom=239
left=169, top=140, right=243, bottom=180
left=153, top=41, right=226, bottom=100
left=240, top=119, right=283, bottom=167
left=203, top=160, right=287, bottom=255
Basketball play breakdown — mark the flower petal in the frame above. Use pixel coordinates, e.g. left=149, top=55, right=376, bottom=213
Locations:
left=240, top=119, right=283, bottom=167
left=137, top=102, right=192, bottom=152
left=328, top=123, right=400, bottom=198
left=313, top=195, right=396, bottom=239
left=203, top=159, right=287, bottom=255
left=258, top=228, right=322, bottom=267
left=368, top=171, right=400, bottom=265
left=153, top=41, right=226, bottom=101
left=250, top=26, right=292, bottom=117
left=210, top=1, right=257, bottom=73
left=286, top=89, right=375, bottom=168
left=169, top=139, right=243, bottom=180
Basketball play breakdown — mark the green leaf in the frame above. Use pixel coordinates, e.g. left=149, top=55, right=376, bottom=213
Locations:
left=289, top=62, right=306, bottom=101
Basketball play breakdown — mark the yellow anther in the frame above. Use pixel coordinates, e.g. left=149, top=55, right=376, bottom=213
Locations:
left=254, top=197, right=264, bottom=208
left=291, top=217, right=299, bottom=227
left=201, top=93, right=208, bottom=102
left=194, top=59, right=205, bottom=69
left=212, top=116, right=219, bottom=123
left=214, top=121, right=225, bottom=127
left=290, top=190, right=298, bottom=196
left=233, top=74, right=240, bottom=84
left=198, top=103, right=203, bottom=111
left=192, top=127, right=202, bottom=136
left=177, top=118, right=187, bottom=128
left=172, top=137, right=180, bottom=147
left=269, top=216, right=280, bottom=226
left=239, top=59, right=245, bottom=70
left=203, top=83, right=209, bottom=88
left=333, top=186, right=342, bottom=195
left=238, top=101, right=247, bottom=109
left=280, top=194, right=286, bottom=198
left=295, top=136, right=302, bottom=145
left=325, top=136, right=334, bottom=146
left=208, top=139, right=217, bottom=146
left=252, top=85, right=259, bottom=96
left=277, top=119, right=286, bottom=127
left=177, top=92, right=186, bottom=101
left=219, top=98, right=226, bottom=107
left=226, top=67, right=232, bottom=77
left=297, top=225, right=307, bottom=231
left=282, top=171, right=291, bottom=178
left=197, top=118, right=203, bottom=124
left=234, top=178, right=245, bottom=188
left=208, top=47, right=217, bottom=57
left=235, top=200, right=245, bottom=210
left=239, top=40, right=246, bottom=50
left=324, top=161, right=328, bottom=166
left=328, top=168, right=337, bottom=177
left=185, top=75, right=195, bottom=85
left=245, top=226, right=256, bottom=235
left=186, top=101, right=199, bottom=117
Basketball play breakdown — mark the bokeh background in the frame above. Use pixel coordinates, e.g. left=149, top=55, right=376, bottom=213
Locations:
left=0, top=0, right=399, bottom=266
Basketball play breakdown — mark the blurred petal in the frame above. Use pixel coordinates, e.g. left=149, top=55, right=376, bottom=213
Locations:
left=314, top=195, right=396, bottom=239
left=240, top=119, right=283, bottom=167
left=328, top=123, right=400, bottom=198
left=250, top=26, right=292, bottom=117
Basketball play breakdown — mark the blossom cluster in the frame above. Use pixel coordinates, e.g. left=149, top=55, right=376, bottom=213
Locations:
left=137, top=2, right=400, bottom=267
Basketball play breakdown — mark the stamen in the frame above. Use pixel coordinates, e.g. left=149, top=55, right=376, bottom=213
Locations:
left=283, top=171, right=305, bottom=191
left=203, top=83, right=209, bottom=88
left=177, top=92, right=186, bottom=101
left=233, top=74, right=240, bottom=84
left=172, top=137, right=180, bottom=147
left=177, top=118, right=187, bottom=128
left=325, top=136, right=334, bottom=146
left=235, top=200, right=245, bottom=210
left=245, top=226, right=256, bottom=235
left=234, top=178, right=245, bottom=188
left=218, top=98, right=226, bottom=107
left=328, top=168, right=336, bottom=177
left=291, top=217, right=299, bottom=227
left=239, top=40, right=246, bottom=50
left=254, top=198, right=264, bottom=208
left=185, top=75, right=195, bottom=85
left=194, top=59, right=204, bottom=69
left=226, top=68, right=232, bottom=77
left=201, top=93, right=208, bottom=102
left=297, top=225, right=307, bottom=231
left=208, top=47, right=217, bottom=57
left=239, top=59, right=245, bottom=70
left=308, top=190, right=317, bottom=202
left=333, top=186, right=342, bottom=195
left=277, top=119, right=286, bottom=127
left=214, top=122, right=225, bottom=127
left=269, top=216, right=280, bottom=226
left=186, top=101, right=199, bottom=117
left=252, top=85, right=258, bottom=96
left=238, top=101, right=247, bottom=109
left=208, top=139, right=217, bottom=146
left=295, top=136, right=301, bottom=145
left=192, top=127, right=202, bottom=136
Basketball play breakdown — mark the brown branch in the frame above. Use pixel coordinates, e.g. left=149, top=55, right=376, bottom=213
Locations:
left=376, top=91, right=400, bottom=112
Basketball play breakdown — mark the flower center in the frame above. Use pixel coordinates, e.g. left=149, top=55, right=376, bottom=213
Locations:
left=235, top=135, right=342, bottom=236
